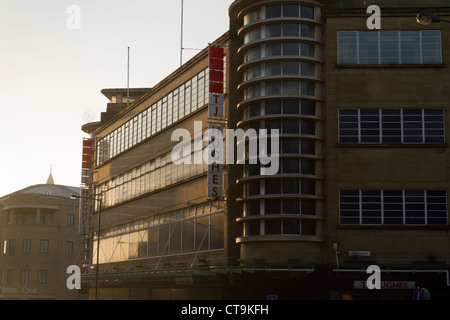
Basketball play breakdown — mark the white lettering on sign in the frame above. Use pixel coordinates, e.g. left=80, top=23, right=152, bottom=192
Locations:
left=0, top=287, right=38, bottom=294
left=366, top=265, right=381, bottom=290
left=354, top=281, right=416, bottom=290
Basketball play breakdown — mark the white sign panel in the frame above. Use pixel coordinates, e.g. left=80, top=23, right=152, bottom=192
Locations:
left=209, top=93, right=224, bottom=107
left=349, top=251, right=371, bottom=257
left=354, top=281, right=416, bottom=290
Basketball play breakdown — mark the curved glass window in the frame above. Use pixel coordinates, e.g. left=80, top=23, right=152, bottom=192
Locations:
left=242, top=151, right=316, bottom=177
left=244, top=200, right=260, bottom=216
left=243, top=23, right=315, bottom=44
left=244, top=42, right=315, bottom=63
left=244, top=61, right=316, bottom=80
left=243, top=100, right=316, bottom=119
left=266, top=5, right=282, bottom=19
left=243, top=81, right=315, bottom=100
left=260, top=179, right=316, bottom=195
left=244, top=9, right=261, bottom=25
left=243, top=5, right=315, bottom=26
left=244, top=28, right=262, bottom=44
left=281, top=139, right=300, bottom=154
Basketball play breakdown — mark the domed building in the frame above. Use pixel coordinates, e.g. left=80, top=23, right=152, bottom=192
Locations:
left=0, top=173, right=83, bottom=300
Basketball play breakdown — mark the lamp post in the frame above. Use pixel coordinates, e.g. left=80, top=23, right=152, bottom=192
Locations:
left=71, top=193, right=102, bottom=300
left=416, top=11, right=450, bottom=25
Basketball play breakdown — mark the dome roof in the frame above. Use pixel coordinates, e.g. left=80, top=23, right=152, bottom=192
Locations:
left=10, top=184, right=80, bottom=199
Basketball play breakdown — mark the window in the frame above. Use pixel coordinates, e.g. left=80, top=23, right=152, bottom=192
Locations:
left=339, top=109, right=445, bottom=143
left=66, top=241, right=74, bottom=255
left=20, top=269, right=29, bottom=285
left=340, top=189, right=448, bottom=225
left=244, top=81, right=315, bottom=100
left=243, top=5, right=314, bottom=23
left=38, top=270, right=47, bottom=284
left=245, top=220, right=260, bottom=236
left=244, top=23, right=315, bottom=44
left=8, top=239, right=15, bottom=254
left=40, top=240, right=49, bottom=254
left=96, top=69, right=209, bottom=166
left=7, top=270, right=13, bottom=284
left=244, top=9, right=261, bottom=25
left=264, top=219, right=316, bottom=236
left=23, top=239, right=31, bottom=254
left=338, top=30, right=442, bottom=64
left=67, top=214, right=75, bottom=226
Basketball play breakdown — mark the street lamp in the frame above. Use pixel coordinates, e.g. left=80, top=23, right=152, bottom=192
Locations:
left=416, top=11, right=450, bottom=25
left=71, top=193, right=102, bottom=301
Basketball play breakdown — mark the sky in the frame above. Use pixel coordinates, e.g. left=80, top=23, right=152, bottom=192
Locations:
left=0, top=0, right=234, bottom=197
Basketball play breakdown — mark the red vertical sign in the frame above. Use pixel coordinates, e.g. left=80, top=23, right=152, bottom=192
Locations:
left=208, top=45, right=225, bottom=199
left=79, top=138, right=94, bottom=235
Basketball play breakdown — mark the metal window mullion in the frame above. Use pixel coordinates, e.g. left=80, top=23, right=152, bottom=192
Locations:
left=424, top=190, right=429, bottom=226
left=446, top=190, right=449, bottom=225
left=357, top=32, right=360, bottom=64
left=378, top=109, right=382, bottom=143
left=400, top=109, right=405, bottom=143
left=359, top=189, right=362, bottom=225
left=421, top=108, right=426, bottom=143
left=402, top=190, right=406, bottom=225
left=419, top=31, right=423, bottom=64
left=443, top=110, right=446, bottom=143
left=381, top=189, right=385, bottom=225
left=378, top=31, right=381, bottom=64
left=358, top=109, right=362, bottom=143
left=398, top=31, right=402, bottom=64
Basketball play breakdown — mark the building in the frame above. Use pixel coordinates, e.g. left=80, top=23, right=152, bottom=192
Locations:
left=79, top=0, right=450, bottom=300
left=325, top=0, right=450, bottom=300
left=0, top=173, right=83, bottom=300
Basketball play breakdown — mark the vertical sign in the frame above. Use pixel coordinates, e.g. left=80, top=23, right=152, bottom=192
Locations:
left=79, top=138, right=93, bottom=236
left=208, top=45, right=225, bottom=199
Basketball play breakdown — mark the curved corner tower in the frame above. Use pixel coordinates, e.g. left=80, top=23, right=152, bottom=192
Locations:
left=229, top=0, right=325, bottom=266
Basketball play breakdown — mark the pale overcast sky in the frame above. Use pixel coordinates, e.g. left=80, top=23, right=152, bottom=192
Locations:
left=0, top=0, right=234, bottom=197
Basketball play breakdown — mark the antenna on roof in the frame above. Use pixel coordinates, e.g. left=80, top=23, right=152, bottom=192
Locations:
left=127, top=46, right=130, bottom=106
left=180, top=0, right=184, bottom=67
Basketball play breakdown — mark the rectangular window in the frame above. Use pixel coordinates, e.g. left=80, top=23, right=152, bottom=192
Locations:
left=338, top=30, right=442, bottom=65
left=340, top=189, right=448, bottom=225
left=339, top=108, right=445, bottom=144
left=40, top=240, right=49, bottom=254
left=66, top=241, right=74, bottom=255
left=38, top=270, right=47, bottom=284
left=20, top=269, right=29, bottom=285
left=23, top=239, right=31, bottom=254
left=8, top=239, right=16, bottom=254
left=67, top=214, right=75, bottom=226
left=96, top=69, right=208, bottom=166
left=7, top=270, right=13, bottom=284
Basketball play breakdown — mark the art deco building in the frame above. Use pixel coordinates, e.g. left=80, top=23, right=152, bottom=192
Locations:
left=79, top=0, right=450, bottom=300
left=230, top=0, right=326, bottom=268
left=0, top=173, right=82, bottom=300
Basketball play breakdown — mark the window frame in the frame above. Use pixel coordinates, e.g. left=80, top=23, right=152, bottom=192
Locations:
left=338, top=30, right=442, bottom=65
left=338, top=108, right=445, bottom=144
left=339, top=189, right=448, bottom=226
